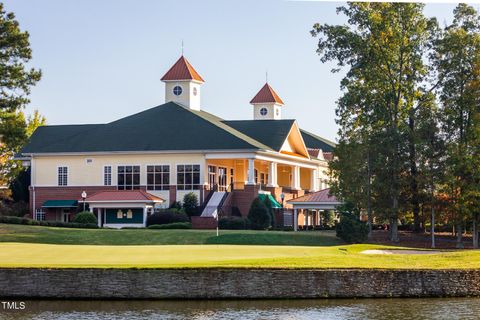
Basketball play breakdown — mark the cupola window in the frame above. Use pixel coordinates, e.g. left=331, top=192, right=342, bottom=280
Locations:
left=173, top=85, right=183, bottom=96
left=260, top=107, right=268, bottom=116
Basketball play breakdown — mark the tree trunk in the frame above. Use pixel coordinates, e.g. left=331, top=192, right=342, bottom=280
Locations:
left=408, top=114, right=421, bottom=233
left=431, top=204, right=435, bottom=249
left=456, top=220, right=464, bottom=249
left=367, top=152, right=373, bottom=239
left=390, top=198, right=399, bottom=243
left=473, top=212, right=478, bottom=249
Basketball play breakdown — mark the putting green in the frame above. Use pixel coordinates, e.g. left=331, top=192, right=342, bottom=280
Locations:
left=1, top=242, right=479, bottom=269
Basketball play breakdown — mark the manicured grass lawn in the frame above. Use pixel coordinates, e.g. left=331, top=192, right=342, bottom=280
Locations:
left=1, top=224, right=479, bottom=269
left=0, top=223, right=341, bottom=246
left=1, top=242, right=479, bottom=269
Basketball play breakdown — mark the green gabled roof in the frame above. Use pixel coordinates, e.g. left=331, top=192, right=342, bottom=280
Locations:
left=300, top=129, right=336, bottom=152
left=21, top=102, right=271, bottom=154
left=222, top=120, right=295, bottom=151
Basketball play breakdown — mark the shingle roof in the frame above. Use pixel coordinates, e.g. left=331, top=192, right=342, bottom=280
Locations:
left=250, top=83, right=284, bottom=105
left=161, top=56, right=204, bottom=82
left=287, top=188, right=340, bottom=204
left=300, top=129, right=336, bottom=152
left=222, top=119, right=295, bottom=151
left=21, top=102, right=334, bottom=156
left=85, top=190, right=164, bottom=202
left=20, top=102, right=271, bottom=154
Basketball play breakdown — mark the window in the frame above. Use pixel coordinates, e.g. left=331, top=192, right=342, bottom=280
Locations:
left=58, top=167, right=68, bottom=186
left=275, top=108, right=279, bottom=116
left=173, top=85, right=182, bottom=96
left=193, top=87, right=197, bottom=96
left=147, top=165, right=170, bottom=190
left=177, top=164, right=200, bottom=190
left=35, top=209, right=45, bottom=221
left=104, top=166, right=112, bottom=186
left=260, top=107, right=268, bottom=116
left=117, top=165, right=140, bottom=190
left=254, top=169, right=258, bottom=184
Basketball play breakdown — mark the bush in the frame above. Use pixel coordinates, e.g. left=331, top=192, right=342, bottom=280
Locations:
left=0, top=215, right=98, bottom=229
left=182, top=192, right=199, bottom=217
left=146, top=210, right=190, bottom=226
left=73, top=211, right=97, bottom=224
left=0, top=201, right=29, bottom=217
left=219, top=216, right=247, bottom=230
left=170, top=201, right=182, bottom=210
left=336, top=213, right=369, bottom=244
left=247, top=197, right=271, bottom=230
left=147, top=222, right=192, bottom=229
left=263, top=196, right=276, bottom=228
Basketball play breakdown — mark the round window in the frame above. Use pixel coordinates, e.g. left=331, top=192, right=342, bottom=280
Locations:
left=260, top=107, right=268, bottom=116
left=276, top=108, right=279, bottom=116
left=193, top=87, right=197, bottom=96
left=173, top=86, right=183, bottom=96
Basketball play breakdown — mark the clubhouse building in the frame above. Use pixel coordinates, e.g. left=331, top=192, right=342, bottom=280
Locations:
left=18, top=55, right=336, bottom=228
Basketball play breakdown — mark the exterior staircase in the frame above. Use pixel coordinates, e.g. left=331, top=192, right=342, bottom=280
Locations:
left=200, top=191, right=226, bottom=218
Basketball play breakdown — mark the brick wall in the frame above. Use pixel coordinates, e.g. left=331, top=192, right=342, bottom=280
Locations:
left=191, top=216, right=217, bottom=229
left=1, top=268, right=480, bottom=299
left=231, top=185, right=259, bottom=217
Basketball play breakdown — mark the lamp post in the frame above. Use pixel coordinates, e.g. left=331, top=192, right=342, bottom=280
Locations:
left=81, top=191, right=87, bottom=212
left=280, top=193, right=285, bottom=207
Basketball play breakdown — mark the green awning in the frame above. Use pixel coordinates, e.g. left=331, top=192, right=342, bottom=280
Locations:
left=258, top=193, right=282, bottom=208
left=42, top=200, right=78, bottom=208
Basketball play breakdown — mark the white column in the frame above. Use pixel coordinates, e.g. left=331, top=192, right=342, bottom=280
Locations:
left=267, top=162, right=278, bottom=187
left=97, top=208, right=102, bottom=228
left=246, top=159, right=256, bottom=185
left=310, top=169, right=319, bottom=192
left=291, top=166, right=301, bottom=190
left=293, top=208, right=298, bottom=231
left=143, top=207, right=148, bottom=227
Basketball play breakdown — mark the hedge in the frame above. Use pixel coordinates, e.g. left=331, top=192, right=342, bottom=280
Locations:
left=219, top=216, right=247, bottom=230
left=0, top=215, right=98, bottom=229
left=147, top=222, right=192, bottom=229
left=73, top=211, right=97, bottom=224
left=146, top=211, right=190, bottom=226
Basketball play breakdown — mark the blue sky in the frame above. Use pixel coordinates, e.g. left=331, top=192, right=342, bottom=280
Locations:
left=4, top=0, right=459, bottom=141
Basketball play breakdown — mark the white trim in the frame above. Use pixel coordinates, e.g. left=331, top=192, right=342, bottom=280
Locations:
left=103, top=165, right=112, bottom=186
left=22, top=149, right=261, bottom=157
left=103, top=223, right=144, bottom=229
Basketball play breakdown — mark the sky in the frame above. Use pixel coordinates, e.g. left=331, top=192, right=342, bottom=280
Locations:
left=3, top=0, right=461, bottom=141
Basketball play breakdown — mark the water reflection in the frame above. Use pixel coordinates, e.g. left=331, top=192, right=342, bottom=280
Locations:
left=0, top=298, right=479, bottom=320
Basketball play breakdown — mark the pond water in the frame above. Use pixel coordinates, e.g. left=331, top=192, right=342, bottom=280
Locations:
left=0, top=298, right=479, bottom=320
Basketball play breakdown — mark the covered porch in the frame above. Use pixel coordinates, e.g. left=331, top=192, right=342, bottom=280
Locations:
left=287, top=188, right=342, bottom=231
left=84, top=190, right=164, bottom=228
left=204, top=154, right=321, bottom=203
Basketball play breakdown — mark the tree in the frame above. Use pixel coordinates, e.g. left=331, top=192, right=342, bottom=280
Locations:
left=263, top=195, right=276, bottom=228
left=0, top=3, right=41, bottom=187
left=247, top=197, right=271, bottom=230
left=434, top=4, right=480, bottom=248
left=312, top=3, right=438, bottom=242
left=182, top=192, right=198, bottom=217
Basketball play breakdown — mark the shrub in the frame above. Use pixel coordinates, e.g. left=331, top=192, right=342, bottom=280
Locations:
left=247, top=197, right=271, bottom=230
left=147, top=222, right=192, bottom=229
left=0, top=215, right=98, bottom=228
left=182, top=192, right=199, bottom=217
left=0, top=201, right=29, bottom=217
left=73, top=211, right=97, bottom=224
left=219, top=216, right=247, bottom=230
left=336, top=213, right=369, bottom=244
left=263, top=196, right=276, bottom=228
left=170, top=201, right=182, bottom=210
left=146, top=210, right=190, bottom=226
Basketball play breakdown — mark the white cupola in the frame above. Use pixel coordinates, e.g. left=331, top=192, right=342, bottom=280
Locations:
left=250, top=83, right=284, bottom=120
left=161, top=55, right=204, bottom=111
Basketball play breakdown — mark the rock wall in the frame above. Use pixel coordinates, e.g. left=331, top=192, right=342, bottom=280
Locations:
left=1, top=268, right=480, bottom=299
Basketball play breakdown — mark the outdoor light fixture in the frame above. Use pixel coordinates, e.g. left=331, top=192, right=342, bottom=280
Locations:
left=81, top=191, right=87, bottom=211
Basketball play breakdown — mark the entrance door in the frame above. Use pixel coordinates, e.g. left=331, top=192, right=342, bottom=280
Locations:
left=218, top=167, right=227, bottom=191
left=208, top=165, right=217, bottom=190
left=62, top=208, right=70, bottom=222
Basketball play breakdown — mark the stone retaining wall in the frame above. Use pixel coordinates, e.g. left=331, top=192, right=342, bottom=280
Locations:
left=1, top=268, right=479, bottom=299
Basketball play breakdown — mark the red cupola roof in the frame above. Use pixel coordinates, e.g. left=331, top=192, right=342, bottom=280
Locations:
left=250, top=83, right=284, bottom=105
left=161, top=55, right=204, bottom=82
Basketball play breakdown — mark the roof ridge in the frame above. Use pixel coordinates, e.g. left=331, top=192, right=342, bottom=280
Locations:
left=161, top=56, right=204, bottom=82
left=300, top=129, right=336, bottom=147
